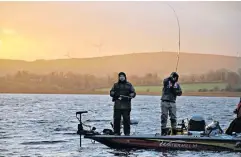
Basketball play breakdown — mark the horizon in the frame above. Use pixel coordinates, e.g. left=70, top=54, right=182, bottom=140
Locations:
left=0, top=51, right=240, bottom=62
left=0, top=1, right=241, bottom=61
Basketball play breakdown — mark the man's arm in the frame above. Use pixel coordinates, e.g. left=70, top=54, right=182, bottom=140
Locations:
left=163, top=78, right=170, bottom=87
left=129, top=83, right=136, bottom=98
left=175, top=83, right=182, bottom=96
left=110, top=84, right=116, bottom=97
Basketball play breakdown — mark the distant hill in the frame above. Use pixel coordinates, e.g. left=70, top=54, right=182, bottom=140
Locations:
left=0, top=52, right=239, bottom=77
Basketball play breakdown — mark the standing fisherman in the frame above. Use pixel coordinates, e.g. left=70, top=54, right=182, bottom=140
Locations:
left=161, top=72, right=182, bottom=135
left=110, top=72, right=136, bottom=135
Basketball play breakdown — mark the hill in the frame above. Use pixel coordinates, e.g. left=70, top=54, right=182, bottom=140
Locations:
left=0, top=52, right=239, bottom=77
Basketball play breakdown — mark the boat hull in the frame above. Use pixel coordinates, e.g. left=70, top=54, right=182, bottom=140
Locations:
left=84, top=134, right=241, bottom=152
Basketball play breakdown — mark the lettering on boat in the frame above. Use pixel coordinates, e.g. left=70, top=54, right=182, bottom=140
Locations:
left=159, top=141, right=198, bottom=148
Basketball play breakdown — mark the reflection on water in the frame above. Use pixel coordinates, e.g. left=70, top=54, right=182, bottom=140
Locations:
left=0, top=94, right=240, bottom=156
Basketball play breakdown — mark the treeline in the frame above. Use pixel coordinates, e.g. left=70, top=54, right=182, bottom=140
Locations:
left=180, top=69, right=241, bottom=92
left=0, top=68, right=240, bottom=93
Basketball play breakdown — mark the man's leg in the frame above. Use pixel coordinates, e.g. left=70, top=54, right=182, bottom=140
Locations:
left=169, top=102, right=177, bottom=135
left=122, top=109, right=131, bottom=135
left=161, top=101, right=169, bottom=135
left=225, top=117, right=241, bottom=135
left=113, top=109, right=121, bottom=135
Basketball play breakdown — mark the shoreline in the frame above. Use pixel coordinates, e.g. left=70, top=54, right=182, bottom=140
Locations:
left=0, top=91, right=240, bottom=97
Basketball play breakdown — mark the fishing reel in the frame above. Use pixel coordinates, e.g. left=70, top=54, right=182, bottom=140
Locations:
left=118, top=95, right=133, bottom=101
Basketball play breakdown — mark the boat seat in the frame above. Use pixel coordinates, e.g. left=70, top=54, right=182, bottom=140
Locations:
left=188, top=115, right=206, bottom=131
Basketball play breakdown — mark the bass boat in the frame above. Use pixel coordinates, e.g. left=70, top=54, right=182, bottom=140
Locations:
left=76, top=111, right=241, bottom=152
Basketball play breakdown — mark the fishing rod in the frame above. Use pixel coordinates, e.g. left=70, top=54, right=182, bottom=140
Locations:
left=166, top=3, right=181, bottom=72
left=118, top=95, right=133, bottom=100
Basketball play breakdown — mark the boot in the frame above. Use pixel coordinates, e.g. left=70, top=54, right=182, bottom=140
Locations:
left=161, top=129, right=167, bottom=136
left=172, top=128, right=177, bottom=135
left=114, top=132, right=121, bottom=136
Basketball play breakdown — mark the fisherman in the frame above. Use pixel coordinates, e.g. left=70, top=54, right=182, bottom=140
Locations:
left=110, top=72, right=136, bottom=136
left=233, top=97, right=241, bottom=118
left=225, top=97, right=241, bottom=135
left=161, top=72, right=182, bottom=136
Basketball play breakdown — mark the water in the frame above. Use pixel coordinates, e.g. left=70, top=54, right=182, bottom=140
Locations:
left=0, top=94, right=240, bottom=157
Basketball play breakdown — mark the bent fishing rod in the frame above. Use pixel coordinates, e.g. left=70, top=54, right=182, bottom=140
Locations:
left=166, top=3, right=181, bottom=72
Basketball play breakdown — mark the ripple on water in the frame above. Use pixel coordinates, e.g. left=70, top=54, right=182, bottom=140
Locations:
left=21, top=140, right=67, bottom=145
left=29, top=120, right=49, bottom=123
left=54, top=127, right=73, bottom=132
left=53, top=132, right=77, bottom=136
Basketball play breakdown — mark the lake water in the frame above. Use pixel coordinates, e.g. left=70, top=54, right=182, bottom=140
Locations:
left=0, top=94, right=240, bottom=157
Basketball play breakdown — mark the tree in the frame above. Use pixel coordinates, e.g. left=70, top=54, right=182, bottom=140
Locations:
left=226, top=71, right=240, bottom=89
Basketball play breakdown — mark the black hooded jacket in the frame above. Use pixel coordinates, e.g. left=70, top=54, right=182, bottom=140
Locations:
left=110, top=72, right=136, bottom=109
left=161, top=72, right=182, bottom=103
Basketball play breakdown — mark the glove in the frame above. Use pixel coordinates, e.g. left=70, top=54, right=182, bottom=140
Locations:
left=173, top=82, right=179, bottom=88
left=111, top=92, right=120, bottom=102
left=129, top=93, right=135, bottom=98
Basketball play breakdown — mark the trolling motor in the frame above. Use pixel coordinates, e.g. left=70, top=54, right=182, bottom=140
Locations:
left=76, top=111, right=99, bottom=147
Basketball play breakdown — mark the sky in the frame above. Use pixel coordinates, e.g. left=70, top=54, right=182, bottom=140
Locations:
left=0, top=1, right=241, bottom=61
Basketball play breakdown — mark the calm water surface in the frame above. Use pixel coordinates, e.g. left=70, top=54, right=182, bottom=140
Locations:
left=0, top=94, right=240, bottom=157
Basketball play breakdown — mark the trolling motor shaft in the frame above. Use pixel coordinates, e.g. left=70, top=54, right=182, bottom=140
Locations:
left=76, top=111, right=88, bottom=147
left=76, top=111, right=99, bottom=147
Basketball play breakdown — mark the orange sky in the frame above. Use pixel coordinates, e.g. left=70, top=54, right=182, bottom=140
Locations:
left=0, top=1, right=241, bottom=61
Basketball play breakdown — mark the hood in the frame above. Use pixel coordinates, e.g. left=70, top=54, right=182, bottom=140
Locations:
left=118, top=72, right=127, bottom=83
left=170, top=72, right=179, bottom=82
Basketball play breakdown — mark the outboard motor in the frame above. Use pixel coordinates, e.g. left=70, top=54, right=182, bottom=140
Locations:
left=188, top=115, right=206, bottom=131
left=205, top=121, right=223, bottom=136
